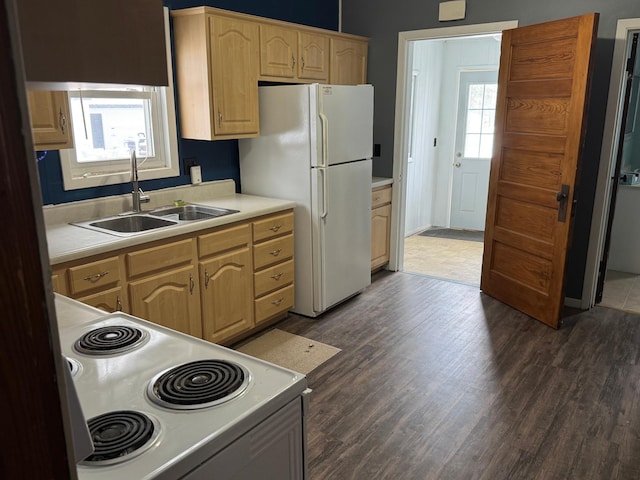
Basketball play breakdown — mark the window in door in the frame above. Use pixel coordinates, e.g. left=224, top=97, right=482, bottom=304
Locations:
left=462, top=76, right=498, bottom=159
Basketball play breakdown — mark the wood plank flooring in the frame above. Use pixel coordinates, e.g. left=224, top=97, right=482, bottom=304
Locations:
left=272, top=271, right=640, bottom=480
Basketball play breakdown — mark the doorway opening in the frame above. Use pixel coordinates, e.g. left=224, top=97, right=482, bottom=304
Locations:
left=596, top=29, right=640, bottom=313
left=394, top=26, right=512, bottom=285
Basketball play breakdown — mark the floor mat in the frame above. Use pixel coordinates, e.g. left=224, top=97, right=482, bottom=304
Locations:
left=419, top=228, right=484, bottom=242
left=235, top=328, right=341, bottom=375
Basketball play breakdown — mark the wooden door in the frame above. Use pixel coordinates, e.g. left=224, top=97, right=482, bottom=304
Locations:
left=200, top=247, right=253, bottom=344
left=481, top=14, right=598, bottom=328
left=128, top=265, right=202, bottom=337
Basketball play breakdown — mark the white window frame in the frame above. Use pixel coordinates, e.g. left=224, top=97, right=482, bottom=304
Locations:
left=60, top=8, right=179, bottom=190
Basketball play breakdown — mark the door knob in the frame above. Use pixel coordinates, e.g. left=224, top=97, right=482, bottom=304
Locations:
left=454, top=162, right=462, bottom=168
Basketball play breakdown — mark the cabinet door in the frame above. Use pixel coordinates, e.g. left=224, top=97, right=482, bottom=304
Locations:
left=259, top=24, right=297, bottom=78
left=128, top=265, right=202, bottom=337
left=371, top=204, right=391, bottom=270
left=210, top=15, right=259, bottom=136
left=329, top=38, right=368, bottom=85
left=76, top=287, right=124, bottom=313
left=27, top=91, right=73, bottom=150
left=298, top=32, right=329, bottom=81
left=200, top=247, right=253, bottom=344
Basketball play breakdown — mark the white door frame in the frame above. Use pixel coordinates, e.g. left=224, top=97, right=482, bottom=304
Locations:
left=584, top=18, right=640, bottom=309
left=389, top=21, right=518, bottom=272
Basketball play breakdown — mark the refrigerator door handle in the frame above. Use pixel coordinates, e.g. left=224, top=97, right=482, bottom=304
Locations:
left=319, top=112, right=329, bottom=168
left=319, top=167, right=328, bottom=219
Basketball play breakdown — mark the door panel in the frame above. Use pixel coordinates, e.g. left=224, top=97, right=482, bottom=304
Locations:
left=481, top=13, right=599, bottom=328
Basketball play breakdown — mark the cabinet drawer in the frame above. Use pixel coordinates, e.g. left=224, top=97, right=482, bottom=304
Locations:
left=68, top=257, right=120, bottom=295
left=199, top=223, right=251, bottom=258
left=253, top=234, right=294, bottom=270
left=255, top=284, right=294, bottom=324
left=253, top=212, right=294, bottom=242
left=126, top=239, right=193, bottom=278
left=254, top=259, right=294, bottom=297
left=371, top=186, right=392, bottom=208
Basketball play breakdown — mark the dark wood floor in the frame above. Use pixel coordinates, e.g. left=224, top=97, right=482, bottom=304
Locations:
left=275, top=271, right=640, bottom=480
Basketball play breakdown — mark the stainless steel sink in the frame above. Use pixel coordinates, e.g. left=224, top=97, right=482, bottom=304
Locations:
left=71, top=203, right=239, bottom=237
left=148, top=204, right=239, bottom=221
left=89, top=215, right=178, bottom=233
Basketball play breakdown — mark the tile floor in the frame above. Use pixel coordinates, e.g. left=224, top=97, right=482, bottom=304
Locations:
left=402, top=234, right=640, bottom=316
left=600, top=270, right=640, bottom=313
left=402, top=233, right=483, bottom=285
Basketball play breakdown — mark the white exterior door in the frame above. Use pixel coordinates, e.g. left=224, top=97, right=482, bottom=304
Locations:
left=450, top=70, right=497, bottom=231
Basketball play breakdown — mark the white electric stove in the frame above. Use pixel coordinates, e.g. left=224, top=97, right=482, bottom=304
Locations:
left=57, top=308, right=308, bottom=479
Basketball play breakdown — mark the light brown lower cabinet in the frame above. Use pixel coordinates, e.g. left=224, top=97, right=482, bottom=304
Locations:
left=128, top=265, right=201, bottom=338
left=51, top=209, right=295, bottom=345
left=371, top=185, right=392, bottom=271
left=199, top=225, right=254, bottom=344
left=76, top=287, right=123, bottom=314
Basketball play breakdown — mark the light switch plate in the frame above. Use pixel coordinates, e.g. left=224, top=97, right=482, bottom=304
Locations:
left=439, top=0, right=466, bottom=21
left=190, top=165, right=202, bottom=185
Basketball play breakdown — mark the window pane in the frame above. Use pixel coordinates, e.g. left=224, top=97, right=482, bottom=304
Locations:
left=479, top=134, right=494, bottom=158
left=466, top=110, right=482, bottom=134
left=70, top=97, right=153, bottom=163
left=464, top=133, right=480, bottom=157
left=484, top=84, right=498, bottom=109
left=482, top=110, right=495, bottom=134
left=468, top=84, right=485, bottom=109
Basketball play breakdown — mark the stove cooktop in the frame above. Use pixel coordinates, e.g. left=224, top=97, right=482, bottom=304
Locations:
left=59, top=312, right=306, bottom=480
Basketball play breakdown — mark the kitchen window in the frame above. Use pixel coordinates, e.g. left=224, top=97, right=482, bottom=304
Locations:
left=59, top=9, right=178, bottom=190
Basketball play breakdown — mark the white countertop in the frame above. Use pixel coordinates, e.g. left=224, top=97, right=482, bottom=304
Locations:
left=372, top=176, right=393, bottom=188
left=45, top=180, right=295, bottom=265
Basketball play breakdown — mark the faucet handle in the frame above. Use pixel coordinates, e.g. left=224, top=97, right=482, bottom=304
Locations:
left=138, top=187, right=150, bottom=204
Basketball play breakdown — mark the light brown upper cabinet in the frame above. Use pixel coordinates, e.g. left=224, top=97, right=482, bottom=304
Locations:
left=172, top=6, right=368, bottom=141
left=27, top=91, right=74, bottom=150
left=330, top=37, right=368, bottom=85
left=259, top=25, right=329, bottom=82
left=172, top=9, right=260, bottom=140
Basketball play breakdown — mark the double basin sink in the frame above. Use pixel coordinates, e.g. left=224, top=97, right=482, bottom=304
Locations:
left=72, top=204, right=239, bottom=237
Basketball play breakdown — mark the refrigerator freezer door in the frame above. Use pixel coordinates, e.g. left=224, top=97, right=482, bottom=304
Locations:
left=311, top=159, right=372, bottom=313
left=313, top=84, right=374, bottom=167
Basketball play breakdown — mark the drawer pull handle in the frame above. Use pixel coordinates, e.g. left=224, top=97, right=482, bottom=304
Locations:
left=373, top=196, right=380, bottom=202
left=269, top=224, right=282, bottom=232
left=116, top=296, right=122, bottom=311
left=271, top=297, right=284, bottom=306
left=189, top=273, right=195, bottom=295
left=271, top=273, right=283, bottom=280
left=269, top=249, right=282, bottom=257
left=205, top=269, right=211, bottom=288
left=84, top=271, right=109, bottom=282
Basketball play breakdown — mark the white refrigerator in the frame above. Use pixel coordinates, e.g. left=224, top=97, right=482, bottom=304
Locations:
left=239, top=84, right=373, bottom=317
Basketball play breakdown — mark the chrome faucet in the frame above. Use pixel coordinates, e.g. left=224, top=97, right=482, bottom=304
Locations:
left=130, top=149, right=150, bottom=212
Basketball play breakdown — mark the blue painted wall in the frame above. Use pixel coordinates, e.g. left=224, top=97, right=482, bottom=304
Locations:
left=39, top=0, right=339, bottom=205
